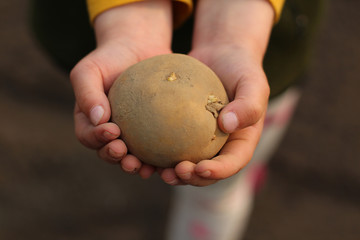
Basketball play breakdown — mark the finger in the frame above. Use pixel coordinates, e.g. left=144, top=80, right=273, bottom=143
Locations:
left=138, top=164, right=156, bottom=179
left=97, top=139, right=127, bottom=164
left=195, top=119, right=264, bottom=180
left=219, top=68, right=270, bottom=134
left=120, top=154, right=142, bottom=174
left=157, top=168, right=164, bottom=175
left=74, top=104, right=120, bottom=149
left=160, top=168, right=184, bottom=186
left=70, top=56, right=111, bottom=126
left=175, top=161, right=218, bottom=186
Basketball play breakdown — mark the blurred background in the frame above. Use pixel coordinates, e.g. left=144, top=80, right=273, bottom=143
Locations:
left=0, top=0, right=359, bottom=239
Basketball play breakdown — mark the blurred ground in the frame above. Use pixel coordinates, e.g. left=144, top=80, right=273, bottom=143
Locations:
left=1, top=0, right=359, bottom=240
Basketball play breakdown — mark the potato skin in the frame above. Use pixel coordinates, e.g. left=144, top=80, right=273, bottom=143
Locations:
left=108, top=54, right=229, bottom=168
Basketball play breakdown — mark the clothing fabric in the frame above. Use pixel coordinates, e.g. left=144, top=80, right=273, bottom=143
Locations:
left=269, top=0, right=285, bottom=22
left=86, top=0, right=285, bottom=27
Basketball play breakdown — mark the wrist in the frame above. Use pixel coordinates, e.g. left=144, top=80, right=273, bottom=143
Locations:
left=94, top=0, right=173, bottom=49
left=193, top=0, right=274, bottom=62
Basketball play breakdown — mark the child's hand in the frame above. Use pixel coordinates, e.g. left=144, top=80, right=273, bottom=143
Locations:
left=72, top=0, right=275, bottom=186
left=160, top=46, right=269, bottom=186
left=159, top=0, right=275, bottom=186
left=70, top=1, right=172, bottom=179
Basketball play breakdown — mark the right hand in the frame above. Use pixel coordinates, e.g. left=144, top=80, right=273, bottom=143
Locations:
left=70, top=0, right=172, bottom=178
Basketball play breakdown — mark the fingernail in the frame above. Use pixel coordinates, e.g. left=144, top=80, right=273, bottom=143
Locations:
left=178, top=172, right=192, bottom=180
left=198, top=170, right=211, bottom=178
left=103, top=131, right=117, bottom=141
left=124, top=168, right=138, bottom=174
left=222, top=112, right=238, bottom=133
left=121, top=164, right=138, bottom=174
left=90, top=105, right=104, bottom=126
left=109, top=148, right=124, bottom=159
left=167, top=178, right=179, bottom=185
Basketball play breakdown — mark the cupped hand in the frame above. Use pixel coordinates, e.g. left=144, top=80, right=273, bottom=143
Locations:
left=70, top=1, right=172, bottom=179
left=159, top=0, right=274, bottom=186
left=160, top=46, right=269, bottom=186
left=71, top=42, right=171, bottom=174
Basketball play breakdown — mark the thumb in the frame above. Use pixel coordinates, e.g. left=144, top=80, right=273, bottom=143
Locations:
left=218, top=73, right=270, bottom=134
left=70, top=58, right=111, bottom=126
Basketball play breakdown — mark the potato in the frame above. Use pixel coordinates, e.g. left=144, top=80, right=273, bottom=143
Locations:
left=108, top=54, right=229, bottom=168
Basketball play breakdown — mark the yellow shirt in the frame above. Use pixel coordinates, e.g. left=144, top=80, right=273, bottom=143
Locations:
left=87, top=0, right=285, bottom=26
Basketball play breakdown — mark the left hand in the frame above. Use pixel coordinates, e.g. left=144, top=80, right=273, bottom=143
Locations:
left=159, top=0, right=274, bottom=186
left=160, top=45, right=269, bottom=186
